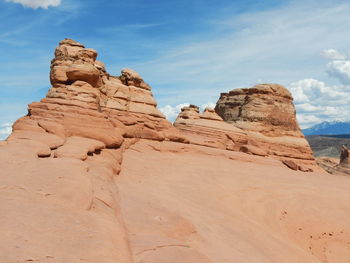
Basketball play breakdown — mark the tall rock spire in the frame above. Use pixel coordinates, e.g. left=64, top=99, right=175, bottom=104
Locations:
left=9, top=39, right=185, bottom=151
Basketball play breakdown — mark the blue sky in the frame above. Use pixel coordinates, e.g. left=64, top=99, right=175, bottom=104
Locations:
left=1, top=0, right=350, bottom=139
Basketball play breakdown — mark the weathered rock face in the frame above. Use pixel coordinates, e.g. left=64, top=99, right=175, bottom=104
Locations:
left=215, top=84, right=297, bottom=132
left=14, top=39, right=190, bottom=148
left=174, top=105, right=247, bottom=150
left=3, top=39, right=349, bottom=263
left=174, top=85, right=316, bottom=171
left=334, top=145, right=350, bottom=175
left=0, top=39, right=185, bottom=263
left=215, top=84, right=315, bottom=167
left=49, top=39, right=164, bottom=118
left=340, top=145, right=350, bottom=166
left=316, top=146, right=350, bottom=176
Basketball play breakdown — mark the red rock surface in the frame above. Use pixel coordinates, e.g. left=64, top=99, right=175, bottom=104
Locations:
left=215, top=84, right=316, bottom=168
left=117, top=140, right=350, bottom=263
left=174, top=105, right=247, bottom=150
left=1, top=39, right=350, bottom=262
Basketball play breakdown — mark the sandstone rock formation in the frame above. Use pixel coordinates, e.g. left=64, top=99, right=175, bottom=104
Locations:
left=314, top=146, right=350, bottom=176
left=335, top=145, right=350, bottom=175
left=2, top=39, right=350, bottom=263
left=174, top=105, right=247, bottom=150
left=174, top=85, right=315, bottom=172
left=340, top=145, right=350, bottom=165
left=12, top=39, right=188, bottom=149
left=215, top=84, right=315, bottom=168
left=0, top=39, right=183, bottom=263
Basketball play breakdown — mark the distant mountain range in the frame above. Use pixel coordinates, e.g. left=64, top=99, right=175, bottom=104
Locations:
left=302, top=121, right=350, bottom=136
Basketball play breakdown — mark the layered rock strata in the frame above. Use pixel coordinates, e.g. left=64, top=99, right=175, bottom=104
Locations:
left=174, top=105, right=247, bottom=151
left=335, top=145, right=350, bottom=175
left=215, top=84, right=315, bottom=168
left=340, top=145, right=350, bottom=166
left=0, top=39, right=331, bottom=263
left=0, top=39, right=185, bottom=263
left=12, top=39, right=186, bottom=150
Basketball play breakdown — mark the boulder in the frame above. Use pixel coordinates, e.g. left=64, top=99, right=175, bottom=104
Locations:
left=215, top=84, right=316, bottom=167
left=282, top=159, right=299, bottom=171
left=66, top=63, right=100, bottom=87
left=240, top=145, right=268, bottom=157
left=120, top=68, right=151, bottom=90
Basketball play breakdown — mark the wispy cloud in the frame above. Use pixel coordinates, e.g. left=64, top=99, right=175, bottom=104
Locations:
left=129, top=2, right=348, bottom=88
left=321, top=49, right=347, bottom=60
left=327, top=60, right=350, bottom=85
left=99, top=23, right=163, bottom=34
left=0, top=123, right=12, bottom=140
left=5, top=0, right=61, bottom=9
left=2, top=0, right=350, bottom=130
left=289, top=48, right=350, bottom=128
left=123, top=0, right=350, bottom=128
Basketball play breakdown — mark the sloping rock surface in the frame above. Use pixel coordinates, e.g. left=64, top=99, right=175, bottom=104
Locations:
left=0, top=39, right=181, bottom=263
left=118, top=140, right=350, bottom=263
left=1, top=39, right=350, bottom=263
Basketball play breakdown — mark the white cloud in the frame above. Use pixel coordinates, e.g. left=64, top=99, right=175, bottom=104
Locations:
left=126, top=1, right=350, bottom=129
left=159, top=103, right=190, bottom=122
left=3, top=0, right=350, bottom=131
left=288, top=78, right=349, bottom=105
left=326, top=60, right=350, bottom=85
left=321, top=49, right=347, bottom=60
left=288, top=77, right=350, bottom=128
left=296, top=115, right=322, bottom=128
left=6, top=0, right=61, bottom=9
left=133, top=1, right=350, bottom=106
left=200, top=102, right=216, bottom=111
left=0, top=123, right=12, bottom=140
